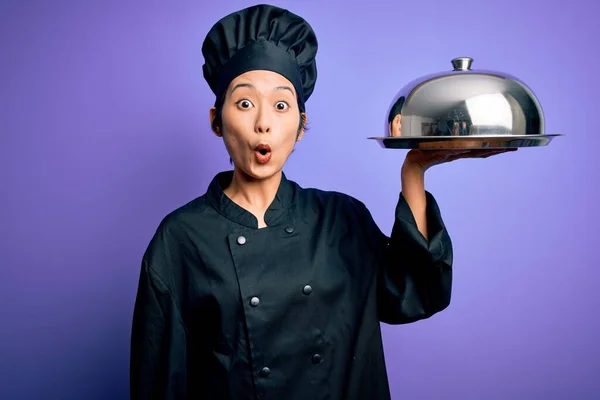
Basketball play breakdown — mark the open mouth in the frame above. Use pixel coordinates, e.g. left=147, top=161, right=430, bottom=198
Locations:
left=255, top=144, right=271, bottom=155
left=254, top=144, right=272, bottom=163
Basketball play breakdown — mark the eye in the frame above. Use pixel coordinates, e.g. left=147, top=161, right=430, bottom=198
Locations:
left=275, top=101, right=289, bottom=111
left=236, top=99, right=254, bottom=109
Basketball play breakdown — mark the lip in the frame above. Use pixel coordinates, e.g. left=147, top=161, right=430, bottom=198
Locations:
left=254, top=143, right=272, bottom=155
left=254, top=143, right=272, bottom=164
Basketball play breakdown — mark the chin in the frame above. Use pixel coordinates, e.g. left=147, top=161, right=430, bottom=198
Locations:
left=240, top=162, right=283, bottom=181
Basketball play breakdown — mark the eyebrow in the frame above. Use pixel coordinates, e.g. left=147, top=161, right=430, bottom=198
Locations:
left=230, top=83, right=295, bottom=96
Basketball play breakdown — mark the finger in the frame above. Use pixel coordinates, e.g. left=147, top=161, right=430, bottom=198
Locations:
left=442, top=148, right=517, bottom=162
left=447, top=152, right=475, bottom=162
left=469, top=149, right=497, bottom=156
left=488, top=148, right=518, bottom=155
left=446, top=151, right=490, bottom=161
left=434, top=150, right=471, bottom=160
left=472, top=148, right=516, bottom=157
left=479, top=150, right=517, bottom=158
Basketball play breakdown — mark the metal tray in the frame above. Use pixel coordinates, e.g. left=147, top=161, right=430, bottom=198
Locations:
left=368, top=134, right=562, bottom=150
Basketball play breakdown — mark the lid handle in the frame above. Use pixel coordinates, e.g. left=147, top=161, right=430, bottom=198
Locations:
left=452, top=57, right=473, bottom=71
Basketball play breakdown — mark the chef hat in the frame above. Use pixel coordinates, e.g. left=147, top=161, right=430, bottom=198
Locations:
left=201, top=4, right=318, bottom=111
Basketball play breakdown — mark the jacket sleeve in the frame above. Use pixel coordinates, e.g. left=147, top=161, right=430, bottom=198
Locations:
left=359, top=191, right=453, bottom=325
left=130, top=257, right=188, bottom=400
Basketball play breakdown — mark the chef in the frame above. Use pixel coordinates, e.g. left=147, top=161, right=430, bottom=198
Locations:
left=129, top=4, right=510, bottom=400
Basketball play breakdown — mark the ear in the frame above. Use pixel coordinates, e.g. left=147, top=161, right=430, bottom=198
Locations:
left=296, top=113, right=307, bottom=142
left=391, top=114, right=402, bottom=137
left=209, top=107, right=221, bottom=137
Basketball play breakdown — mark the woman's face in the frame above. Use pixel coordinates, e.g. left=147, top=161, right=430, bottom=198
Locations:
left=389, top=114, right=402, bottom=137
left=211, top=70, right=305, bottom=180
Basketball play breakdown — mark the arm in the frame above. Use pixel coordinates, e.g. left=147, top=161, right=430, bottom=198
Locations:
left=399, top=146, right=516, bottom=240
left=401, top=162, right=429, bottom=240
left=368, top=147, right=514, bottom=324
left=369, top=151, right=455, bottom=324
left=375, top=189, right=453, bottom=325
left=130, top=257, right=188, bottom=399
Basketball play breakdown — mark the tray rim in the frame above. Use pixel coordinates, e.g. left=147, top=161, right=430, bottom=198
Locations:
left=367, top=133, right=564, bottom=140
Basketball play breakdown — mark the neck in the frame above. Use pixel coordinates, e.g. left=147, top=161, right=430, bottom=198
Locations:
left=224, top=168, right=282, bottom=212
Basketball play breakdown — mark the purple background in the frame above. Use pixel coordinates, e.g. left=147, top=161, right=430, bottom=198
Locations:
left=1, top=0, right=598, bottom=399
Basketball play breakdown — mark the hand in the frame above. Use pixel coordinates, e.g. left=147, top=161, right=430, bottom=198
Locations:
left=402, top=148, right=518, bottom=174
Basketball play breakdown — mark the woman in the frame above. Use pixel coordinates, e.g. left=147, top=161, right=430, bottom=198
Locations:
left=130, top=4, right=511, bottom=400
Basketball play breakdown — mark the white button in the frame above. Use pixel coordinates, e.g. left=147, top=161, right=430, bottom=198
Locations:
left=237, top=236, right=246, bottom=245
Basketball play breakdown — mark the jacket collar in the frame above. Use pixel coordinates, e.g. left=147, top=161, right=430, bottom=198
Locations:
left=206, top=170, right=296, bottom=229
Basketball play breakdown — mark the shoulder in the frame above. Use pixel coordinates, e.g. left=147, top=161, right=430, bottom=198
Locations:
left=141, top=195, right=211, bottom=272
left=150, top=195, right=211, bottom=240
left=293, top=181, right=370, bottom=218
left=294, top=183, right=385, bottom=246
left=160, top=195, right=211, bottom=232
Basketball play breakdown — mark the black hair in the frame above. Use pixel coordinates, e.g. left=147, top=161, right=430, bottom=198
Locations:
left=387, top=96, right=405, bottom=124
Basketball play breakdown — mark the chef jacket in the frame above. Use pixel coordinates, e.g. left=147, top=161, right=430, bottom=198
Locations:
left=130, top=170, right=453, bottom=400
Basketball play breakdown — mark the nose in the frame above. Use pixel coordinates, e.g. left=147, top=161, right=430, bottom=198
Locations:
left=256, top=124, right=270, bottom=133
left=254, top=106, right=271, bottom=134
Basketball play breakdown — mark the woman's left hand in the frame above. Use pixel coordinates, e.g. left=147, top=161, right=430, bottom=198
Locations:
left=399, top=147, right=517, bottom=240
left=402, top=148, right=518, bottom=175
